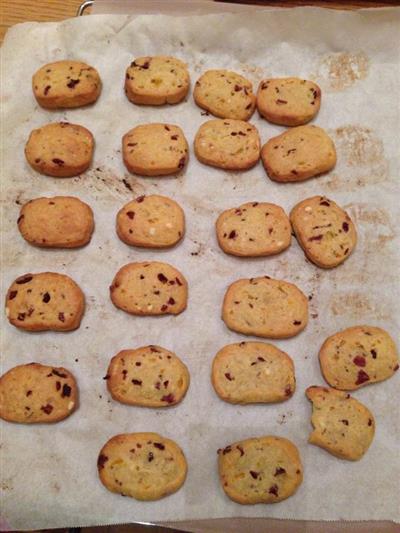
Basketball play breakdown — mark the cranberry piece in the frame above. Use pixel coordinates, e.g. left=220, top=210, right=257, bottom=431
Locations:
left=56, top=381, right=61, bottom=391
left=154, top=442, right=165, bottom=450
left=353, top=356, right=366, bottom=367
left=355, top=370, right=370, bottom=385
left=370, top=349, right=377, bottom=359
left=168, top=297, right=175, bottom=305
left=41, top=404, right=53, bottom=415
left=237, top=445, right=244, bottom=456
left=61, top=384, right=71, bottom=397
left=249, top=471, right=259, bottom=479
left=228, top=230, right=237, bottom=239
left=16, top=275, right=33, bottom=284
left=225, top=373, right=234, bottom=381
left=161, top=393, right=175, bottom=403
left=42, top=292, right=51, bottom=303
left=268, top=484, right=279, bottom=496
left=126, top=211, right=135, bottom=219
left=342, top=221, right=349, bottom=232
left=274, top=467, right=286, bottom=476
left=148, top=452, right=154, bottom=462
left=132, top=379, right=142, bottom=386
left=222, top=446, right=232, bottom=455
left=97, top=454, right=108, bottom=469
left=58, top=312, right=65, bottom=322
left=67, top=79, right=80, bottom=88
left=9, top=290, right=17, bottom=300
left=158, top=273, right=168, bottom=283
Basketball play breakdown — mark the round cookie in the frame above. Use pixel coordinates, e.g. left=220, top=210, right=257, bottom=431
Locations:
left=122, top=123, right=189, bottom=176
left=194, top=119, right=260, bottom=170
left=319, top=326, right=399, bottom=391
left=32, top=60, right=101, bottom=109
left=5, top=272, right=85, bottom=332
left=18, top=196, right=94, bottom=248
left=222, top=276, right=308, bottom=339
left=25, top=122, right=94, bottom=178
left=211, top=342, right=295, bottom=404
left=125, top=56, right=190, bottom=105
left=257, top=78, right=321, bottom=126
left=110, top=261, right=188, bottom=316
left=116, top=194, right=185, bottom=248
left=105, top=345, right=190, bottom=407
left=261, top=125, right=336, bottom=182
left=0, top=363, right=78, bottom=424
left=306, top=386, right=375, bottom=461
left=97, top=432, right=187, bottom=501
left=290, top=196, right=357, bottom=268
left=216, top=201, right=291, bottom=257
left=218, top=436, right=303, bottom=504
left=193, top=70, right=256, bottom=121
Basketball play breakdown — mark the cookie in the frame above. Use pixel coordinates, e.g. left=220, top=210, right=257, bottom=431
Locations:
left=110, top=262, right=188, bottom=316
left=211, top=342, right=295, bottom=404
left=306, top=386, right=375, bottom=461
left=5, top=272, right=85, bottom=332
left=319, top=326, right=399, bottom=391
left=25, top=122, right=94, bottom=177
left=18, top=196, right=94, bottom=248
left=125, top=56, right=190, bottom=105
left=194, top=119, right=260, bottom=170
left=257, top=78, right=321, bottom=126
left=32, top=60, right=101, bottom=109
left=261, top=125, right=336, bottom=182
left=116, top=194, right=185, bottom=248
left=106, top=345, right=189, bottom=407
left=222, top=276, right=308, bottom=339
left=97, top=432, right=187, bottom=500
left=218, top=436, right=303, bottom=504
left=290, top=196, right=357, bottom=268
left=216, top=202, right=291, bottom=257
left=122, top=124, right=189, bottom=176
left=194, top=70, right=256, bottom=121
left=0, top=363, right=78, bottom=424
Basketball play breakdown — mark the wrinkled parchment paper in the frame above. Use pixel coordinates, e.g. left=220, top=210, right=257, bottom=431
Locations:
left=1, top=7, right=399, bottom=530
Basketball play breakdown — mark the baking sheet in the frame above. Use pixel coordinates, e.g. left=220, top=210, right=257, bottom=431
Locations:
left=1, top=7, right=399, bottom=530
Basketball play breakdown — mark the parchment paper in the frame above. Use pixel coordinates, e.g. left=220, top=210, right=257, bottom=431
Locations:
left=1, top=7, right=399, bottom=530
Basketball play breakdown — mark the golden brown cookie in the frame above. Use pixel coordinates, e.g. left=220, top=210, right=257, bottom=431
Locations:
left=25, top=122, right=94, bottom=177
left=5, top=272, right=85, bottom=332
left=97, top=432, right=187, bottom=500
left=125, top=56, right=190, bottom=105
left=0, top=363, right=78, bottom=424
left=116, top=194, right=185, bottom=248
left=319, top=326, right=399, bottom=390
left=110, top=261, right=188, bottom=316
left=306, top=386, right=375, bottom=461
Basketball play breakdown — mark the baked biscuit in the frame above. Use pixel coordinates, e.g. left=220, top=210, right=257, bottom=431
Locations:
left=306, top=386, right=375, bottom=461
left=110, top=261, right=188, bottom=316
left=106, top=345, right=190, bottom=407
left=116, top=194, right=185, bottom=248
left=32, top=60, right=101, bottom=109
left=122, top=123, right=189, bottom=176
left=25, top=122, right=94, bottom=177
left=211, top=342, right=295, bottom=404
left=0, top=363, right=78, bottom=424
left=218, top=436, right=303, bottom=504
left=290, top=196, right=357, bottom=268
left=194, top=119, right=260, bottom=170
left=216, top=202, right=291, bottom=257
left=194, top=70, right=256, bottom=121
left=125, top=56, right=190, bottom=105
left=97, top=432, right=187, bottom=500
left=257, top=78, right=321, bottom=126
left=261, top=125, right=336, bottom=182
left=18, top=196, right=94, bottom=248
left=319, top=326, right=399, bottom=391
left=6, top=272, right=85, bottom=332
left=222, top=276, right=308, bottom=339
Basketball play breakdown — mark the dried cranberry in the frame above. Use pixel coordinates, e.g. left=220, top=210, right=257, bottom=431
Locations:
left=293, top=320, right=301, bottom=325
left=136, top=195, right=145, bottom=203
left=234, top=84, right=242, bottom=92
left=44, top=85, right=51, bottom=95
left=309, top=235, right=323, bottom=242
left=161, top=304, right=168, bottom=311
left=249, top=471, right=259, bottom=479
left=319, top=200, right=330, bottom=206
left=161, top=394, right=175, bottom=403
left=155, top=382, right=161, bottom=390
left=122, top=369, right=128, bottom=380
left=225, top=373, right=234, bottom=381
left=58, top=312, right=65, bottom=322
left=222, top=446, right=232, bottom=455
left=158, top=273, right=168, bottom=283
left=171, top=135, right=178, bottom=140
left=274, top=467, right=286, bottom=476
left=154, top=442, right=165, bottom=450
left=103, top=374, right=110, bottom=380
left=228, top=230, right=237, bottom=239
left=163, top=380, right=169, bottom=388
left=56, top=381, right=61, bottom=391
left=16, top=275, right=33, bottom=284
left=9, top=290, right=17, bottom=300
left=353, top=356, right=366, bottom=367
left=26, top=390, right=32, bottom=397
left=370, top=349, right=377, bottom=359
left=52, top=158, right=65, bottom=166
left=237, top=445, right=244, bottom=456
left=285, top=386, right=292, bottom=396
left=175, top=277, right=182, bottom=286
left=126, top=211, right=135, bottom=219
left=17, top=313, right=26, bottom=321
left=355, top=370, right=370, bottom=385
left=342, top=221, right=349, bottom=232
left=394, top=364, right=399, bottom=371
left=97, top=454, right=108, bottom=469
left=132, top=379, right=142, bottom=386
left=148, top=452, right=154, bottom=462
left=178, top=156, right=186, bottom=169
left=67, top=79, right=80, bottom=88
left=61, top=384, right=71, bottom=397
left=341, top=419, right=349, bottom=425
left=41, top=404, right=53, bottom=415
left=368, top=418, right=373, bottom=426
left=52, top=369, right=67, bottom=378
left=168, top=297, right=175, bottom=305
left=269, top=484, right=279, bottom=496
left=42, top=292, right=51, bottom=303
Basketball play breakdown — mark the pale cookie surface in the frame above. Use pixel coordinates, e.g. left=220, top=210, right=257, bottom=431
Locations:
left=18, top=196, right=94, bottom=248
left=110, top=262, right=188, bottom=316
left=25, top=122, right=94, bottom=177
left=222, top=276, right=308, bottom=339
left=122, top=123, right=188, bottom=176
left=116, top=194, right=185, bottom=248
left=319, top=326, right=399, bottom=390
left=0, top=363, right=78, bottom=424
left=106, top=346, right=190, bottom=407
left=194, top=70, right=256, bottom=121
left=216, top=202, right=291, bottom=257
left=218, top=436, right=303, bottom=504
left=32, top=60, right=101, bottom=109
left=125, top=56, right=190, bottom=105
left=306, top=386, right=375, bottom=461
left=257, top=78, right=321, bottom=126
left=290, top=196, right=357, bottom=268
left=97, top=432, right=187, bottom=500
left=261, top=125, right=336, bottom=182
left=211, top=342, right=295, bottom=404
left=6, top=272, right=85, bottom=332
left=194, top=119, right=260, bottom=170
